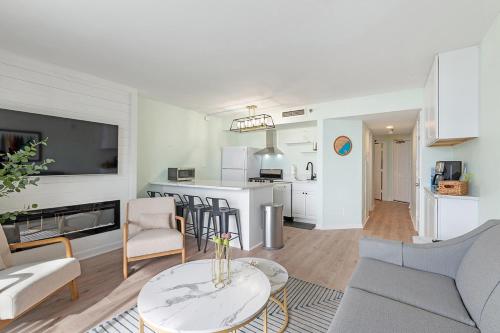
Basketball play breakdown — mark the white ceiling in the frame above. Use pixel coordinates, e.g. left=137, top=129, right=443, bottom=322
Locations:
left=353, top=109, right=420, bottom=135
left=0, top=1, right=499, bottom=113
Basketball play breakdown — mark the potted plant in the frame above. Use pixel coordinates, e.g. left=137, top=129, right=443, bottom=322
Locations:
left=0, top=139, right=54, bottom=243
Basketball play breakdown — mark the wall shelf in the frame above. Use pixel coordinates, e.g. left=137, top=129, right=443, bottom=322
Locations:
left=284, top=141, right=313, bottom=145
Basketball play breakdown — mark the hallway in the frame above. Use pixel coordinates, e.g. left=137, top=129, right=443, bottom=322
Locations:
left=363, top=200, right=417, bottom=243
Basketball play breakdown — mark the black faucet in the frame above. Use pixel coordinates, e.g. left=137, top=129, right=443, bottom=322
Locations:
left=306, top=162, right=316, bottom=180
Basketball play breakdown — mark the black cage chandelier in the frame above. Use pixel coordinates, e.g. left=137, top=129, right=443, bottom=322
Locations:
left=229, top=105, right=276, bottom=132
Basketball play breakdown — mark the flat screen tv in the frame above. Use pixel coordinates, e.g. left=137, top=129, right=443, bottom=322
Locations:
left=0, top=108, right=118, bottom=175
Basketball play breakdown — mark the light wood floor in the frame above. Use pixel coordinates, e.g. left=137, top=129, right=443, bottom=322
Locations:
left=4, top=200, right=416, bottom=333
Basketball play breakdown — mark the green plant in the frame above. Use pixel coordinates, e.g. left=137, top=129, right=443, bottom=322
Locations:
left=0, top=139, right=54, bottom=224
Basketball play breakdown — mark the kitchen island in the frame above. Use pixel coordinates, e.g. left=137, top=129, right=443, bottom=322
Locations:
left=148, top=180, right=273, bottom=250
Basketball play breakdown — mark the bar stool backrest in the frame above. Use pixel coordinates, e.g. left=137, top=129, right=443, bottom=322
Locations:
left=165, top=193, right=186, bottom=205
left=146, top=191, right=163, bottom=198
left=183, top=194, right=206, bottom=209
left=206, top=197, right=231, bottom=214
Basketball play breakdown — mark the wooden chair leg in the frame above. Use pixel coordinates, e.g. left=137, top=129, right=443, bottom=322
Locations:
left=181, top=248, right=186, bottom=264
left=0, top=320, right=12, bottom=331
left=123, top=258, right=128, bottom=279
left=69, top=279, right=79, bottom=300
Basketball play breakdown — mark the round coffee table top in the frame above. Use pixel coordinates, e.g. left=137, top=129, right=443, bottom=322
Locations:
left=235, top=257, right=288, bottom=294
left=137, top=259, right=271, bottom=333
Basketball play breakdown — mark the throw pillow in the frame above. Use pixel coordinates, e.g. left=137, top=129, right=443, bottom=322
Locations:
left=138, top=213, right=172, bottom=229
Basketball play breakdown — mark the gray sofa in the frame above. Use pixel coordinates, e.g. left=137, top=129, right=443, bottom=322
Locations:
left=329, top=219, right=500, bottom=333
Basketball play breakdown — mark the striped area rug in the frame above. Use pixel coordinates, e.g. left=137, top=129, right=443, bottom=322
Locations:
left=88, top=277, right=343, bottom=333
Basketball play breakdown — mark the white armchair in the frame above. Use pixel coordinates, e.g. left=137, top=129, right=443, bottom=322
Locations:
left=123, top=197, right=185, bottom=279
left=0, top=228, right=80, bottom=330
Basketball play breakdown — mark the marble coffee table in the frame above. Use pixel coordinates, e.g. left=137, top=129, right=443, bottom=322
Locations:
left=137, top=259, right=271, bottom=333
left=236, top=258, right=289, bottom=333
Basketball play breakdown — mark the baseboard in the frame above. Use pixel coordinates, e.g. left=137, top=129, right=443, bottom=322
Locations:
left=249, top=242, right=263, bottom=251
left=315, top=224, right=363, bottom=230
left=75, top=240, right=122, bottom=260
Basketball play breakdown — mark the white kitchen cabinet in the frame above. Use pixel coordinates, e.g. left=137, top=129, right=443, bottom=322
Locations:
left=292, top=190, right=307, bottom=217
left=423, top=188, right=479, bottom=240
left=424, top=46, right=479, bottom=146
left=424, top=189, right=438, bottom=238
left=292, top=182, right=317, bottom=222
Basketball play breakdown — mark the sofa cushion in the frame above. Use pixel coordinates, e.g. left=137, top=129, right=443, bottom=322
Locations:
left=0, top=258, right=81, bottom=319
left=479, top=284, right=500, bottom=333
left=127, top=229, right=183, bottom=258
left=328, top=287, right=479, bottom=333
left=349, top=258, right=474, bottom=326
left=456, top=224, right=500, bottom=326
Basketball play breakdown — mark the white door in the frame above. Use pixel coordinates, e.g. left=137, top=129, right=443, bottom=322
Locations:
left=393, top=140, right=411, bottom=203
left=292, top=190, right=306, bottom=217
left=221, top=169, right=246, bottom=182
left=222, top=147, right=247, bottom=169
left=373, top=143, right=383, bottom=200
left=412, top=118, right=421, bottom=232
left=305, top=192, right=317, bottom=219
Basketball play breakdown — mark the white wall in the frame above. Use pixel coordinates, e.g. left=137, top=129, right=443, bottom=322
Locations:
left=0, top=49, right=138, bottom=261
left=137, top=96, right=229, bottom=196
left=451, top=13, right=500, bottom=222
left=319, top=118, right=363, bottom=229
left=362, top=124, right=374, bottom=224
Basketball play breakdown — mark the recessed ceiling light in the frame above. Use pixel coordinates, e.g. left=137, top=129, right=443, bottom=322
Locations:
left=386, top=125, right=394, bottom=129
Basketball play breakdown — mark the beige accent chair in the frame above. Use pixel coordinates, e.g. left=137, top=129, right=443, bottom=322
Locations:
left=0, top=228, right=80, bottom=330
left=123, top=197, right=186, bottom=279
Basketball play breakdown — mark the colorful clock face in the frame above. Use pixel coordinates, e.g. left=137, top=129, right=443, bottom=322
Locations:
left=333, top=136, right=352, bottom=156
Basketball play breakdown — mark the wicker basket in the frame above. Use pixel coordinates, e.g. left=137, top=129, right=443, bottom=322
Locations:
left=438, top=181, right=468, bottom=196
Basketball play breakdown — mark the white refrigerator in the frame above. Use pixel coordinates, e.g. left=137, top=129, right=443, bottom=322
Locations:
left=221, top=146, right=261, bottom=182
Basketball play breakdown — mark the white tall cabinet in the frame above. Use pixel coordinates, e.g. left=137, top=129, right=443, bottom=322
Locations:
left=424, top=46, right=479, bottom=146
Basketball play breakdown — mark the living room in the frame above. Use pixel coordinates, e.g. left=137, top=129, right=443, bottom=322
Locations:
left=1, top=1, right=500, bottom=333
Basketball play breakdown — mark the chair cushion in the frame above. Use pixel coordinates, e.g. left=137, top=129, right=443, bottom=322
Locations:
left=480, top=284, right=500, bottom=333
left=0, top=258, right=81, bottom=319
left=0, top=227, right=13, bottom=269
left=138, top=213, right=172, bottom=229
left=456, top=224, right=500, bottom=326
left=128, top=197, right=176, bottom=229
left=127, top=229, right=183, bottom=258
left=349, top=258, right=474, bottom=326
left=328, top=287, right=479, bottom=333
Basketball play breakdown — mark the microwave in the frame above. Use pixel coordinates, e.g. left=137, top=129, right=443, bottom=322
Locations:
left=168, top=168, right=195, bottom=181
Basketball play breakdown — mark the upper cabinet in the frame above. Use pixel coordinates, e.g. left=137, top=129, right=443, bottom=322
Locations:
left=424, top=46, right=479, bottom=147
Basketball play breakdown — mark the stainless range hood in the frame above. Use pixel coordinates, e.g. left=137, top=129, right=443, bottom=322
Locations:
left=255, top=130, right=284, bottom=155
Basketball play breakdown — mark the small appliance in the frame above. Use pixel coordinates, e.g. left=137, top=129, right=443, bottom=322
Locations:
left=168, top=168, right=195, bottom=181
left=432, top=161, right=462, bottom=186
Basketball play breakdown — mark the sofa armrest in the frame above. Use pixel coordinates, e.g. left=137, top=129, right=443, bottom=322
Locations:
left=9, top=237, right=74, bottom=258
left=403, top=220, right=500, bottom=278
left=359, top=237, right=403, bottom=265
left=175, top=216, right=185, bottom=235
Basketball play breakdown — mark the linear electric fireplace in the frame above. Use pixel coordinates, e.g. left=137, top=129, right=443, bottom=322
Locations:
left=3, top=200, right=120, bottom=244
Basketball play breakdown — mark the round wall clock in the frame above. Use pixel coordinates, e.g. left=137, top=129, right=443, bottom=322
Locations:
left=333, top=136, right=352, bottom=156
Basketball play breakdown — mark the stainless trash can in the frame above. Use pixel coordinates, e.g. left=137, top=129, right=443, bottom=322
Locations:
left=262, top=203, right=284, bottom=249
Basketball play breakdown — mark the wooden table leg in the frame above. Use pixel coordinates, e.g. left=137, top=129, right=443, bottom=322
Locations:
left=263, top=306, right=268, bottom=333
left=139, top=316, right=144, bottom=333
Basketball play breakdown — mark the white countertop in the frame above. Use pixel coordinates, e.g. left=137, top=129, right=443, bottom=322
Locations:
left=424, top=186, right=479, bottom=201
left=150, top=179, right=275, bottom=191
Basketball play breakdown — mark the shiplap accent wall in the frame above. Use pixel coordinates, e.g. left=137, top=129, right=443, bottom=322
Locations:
left=0, top=49, right=138, bottom=262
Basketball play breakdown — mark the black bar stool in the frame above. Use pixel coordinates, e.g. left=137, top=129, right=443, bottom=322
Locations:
left=146, top=191, right=163, bottom=198
left=164, top=193, right=197, bottom=237
left=204, top=197, right=243, bottom=252
left=183, top=194, right=211, bottom=251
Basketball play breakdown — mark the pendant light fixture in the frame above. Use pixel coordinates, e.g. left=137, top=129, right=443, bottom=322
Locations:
left=229, top=105, right=275, bottom=132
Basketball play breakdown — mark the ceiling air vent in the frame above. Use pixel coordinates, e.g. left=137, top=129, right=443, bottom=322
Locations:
left=282, top=109, right=305, bottom=118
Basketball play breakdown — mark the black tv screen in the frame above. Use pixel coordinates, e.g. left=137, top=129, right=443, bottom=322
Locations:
left=0, top=108, right=118, bottom=175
